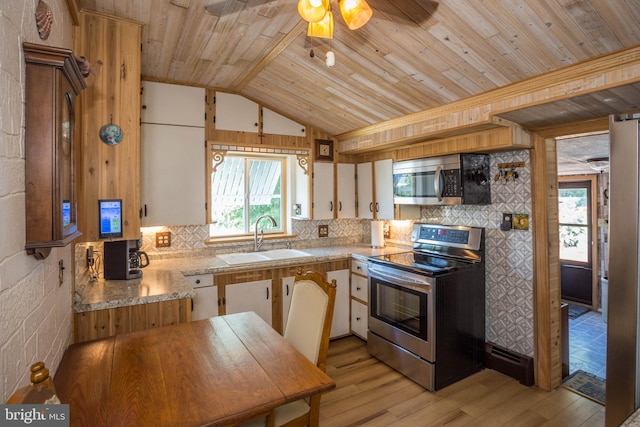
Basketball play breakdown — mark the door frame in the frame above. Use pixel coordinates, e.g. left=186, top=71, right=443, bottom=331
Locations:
left=558, top=175, right=599, bottom=311
left=531, top=119, right=608, bottom=391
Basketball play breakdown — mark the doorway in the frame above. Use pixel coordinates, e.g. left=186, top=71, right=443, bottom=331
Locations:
left=556, top=138, right=608, bottom=405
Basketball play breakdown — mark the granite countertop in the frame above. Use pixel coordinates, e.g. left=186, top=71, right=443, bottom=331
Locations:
left=75, top=244, right=408, bottom=313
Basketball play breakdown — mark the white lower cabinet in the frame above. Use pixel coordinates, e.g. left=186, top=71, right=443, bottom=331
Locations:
left=328, top=269, right=350, bottom=338
left=281, top=276, right=295, bottom=332
left=225, top=279, right=273, bottom=327
left=351, top=300, right=368, bottom=340
left=186, top=274, right=218, bottom=321
left=351, top=258, right=369, bottom=340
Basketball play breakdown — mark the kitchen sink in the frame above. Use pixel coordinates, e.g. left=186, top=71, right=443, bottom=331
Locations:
left=217, top=249, right=312, bottom=265
left=260, top=249, right=312, bottom=260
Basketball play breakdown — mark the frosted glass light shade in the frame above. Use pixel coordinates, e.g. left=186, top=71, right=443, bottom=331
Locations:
left=339, top=0, right=372, bottom=30
left=298, top=0, right=329, bottom=23
left=307, top=11, right=334, bottom=39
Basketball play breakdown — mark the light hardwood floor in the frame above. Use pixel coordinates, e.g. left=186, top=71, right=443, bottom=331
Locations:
left=320, top=336, right=604, bottom=427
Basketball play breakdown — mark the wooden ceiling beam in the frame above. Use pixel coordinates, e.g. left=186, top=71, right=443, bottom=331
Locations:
left=337, top=45, right=640, bottom=153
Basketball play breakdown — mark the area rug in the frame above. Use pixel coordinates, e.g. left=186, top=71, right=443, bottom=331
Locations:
left=568, top=304, right=590, bottom=319
left=562, top=370, right=606, bottom=404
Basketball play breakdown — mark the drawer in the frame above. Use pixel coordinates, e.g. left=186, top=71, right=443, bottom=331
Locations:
left=351, top=274, right=368, bottom=303
left=351, top=259, right=368, bottom=276
left=185, top=274, right=213, bottom=289
left=351, top=299, right=368, bottom=340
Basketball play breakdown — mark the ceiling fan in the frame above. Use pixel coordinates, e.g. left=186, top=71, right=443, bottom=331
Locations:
left=204, top=0, right=439, bottom=30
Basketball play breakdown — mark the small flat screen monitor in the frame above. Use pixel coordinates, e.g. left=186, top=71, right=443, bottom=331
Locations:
left=62, top=200, right=71, bottom=227
left=99, top=199, right=123, bottom=239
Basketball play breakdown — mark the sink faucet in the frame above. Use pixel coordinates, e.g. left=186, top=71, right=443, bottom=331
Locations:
left=254, top=214, right=277, bottom=251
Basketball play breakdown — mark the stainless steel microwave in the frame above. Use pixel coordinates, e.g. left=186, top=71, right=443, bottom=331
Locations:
left=392, top=154, right=491, bottom=205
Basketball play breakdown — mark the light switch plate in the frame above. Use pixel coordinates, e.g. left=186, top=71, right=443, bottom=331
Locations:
left=513, top=214, right=529, bottom=230
left=318, top=224, right=329, bottom=238
left=501, top=213, right=513, bottom=231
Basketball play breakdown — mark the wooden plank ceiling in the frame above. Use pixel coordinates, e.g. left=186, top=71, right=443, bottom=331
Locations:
left=78, top=0, right=640, bottom=143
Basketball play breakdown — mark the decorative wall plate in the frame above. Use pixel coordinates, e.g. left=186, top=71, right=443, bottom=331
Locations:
left=99, top=123, right=123, bottom=145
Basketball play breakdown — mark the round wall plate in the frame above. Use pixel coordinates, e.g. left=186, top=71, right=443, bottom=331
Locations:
left=99, top=123, right=123, bottom=145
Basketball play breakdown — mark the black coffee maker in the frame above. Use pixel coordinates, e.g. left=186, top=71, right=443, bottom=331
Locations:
left=104, top=239, right=149, bottom=280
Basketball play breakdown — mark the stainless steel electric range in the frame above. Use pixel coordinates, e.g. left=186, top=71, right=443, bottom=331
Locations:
left=367, top=223, right=486, bottom=391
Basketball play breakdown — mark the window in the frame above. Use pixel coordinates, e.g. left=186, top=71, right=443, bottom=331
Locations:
left=210, top=154, right=284, bottom=236
left=558, top=181, right=592, bottom=264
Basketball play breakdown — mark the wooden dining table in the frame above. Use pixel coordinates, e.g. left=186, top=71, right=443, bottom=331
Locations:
left=54, top=311, right=335, bottom=426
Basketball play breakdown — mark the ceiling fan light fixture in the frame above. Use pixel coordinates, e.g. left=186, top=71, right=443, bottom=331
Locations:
left=339, top=0, right=372, bottom=30
left=307, top=11, right=334, bottom=39
left=298, top=0, right=329, bottom=23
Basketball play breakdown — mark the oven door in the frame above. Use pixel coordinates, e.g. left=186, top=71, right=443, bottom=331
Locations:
left=368, top=264, right=435, bottom=362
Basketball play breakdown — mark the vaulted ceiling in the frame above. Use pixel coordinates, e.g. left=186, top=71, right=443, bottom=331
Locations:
left=78, top=0, right=640, bottom=140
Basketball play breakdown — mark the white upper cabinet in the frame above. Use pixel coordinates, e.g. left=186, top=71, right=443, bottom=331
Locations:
left=262, top=107, right=306, bottom=137
left=357, top=162, right=374, bottom=219
left=141, top=81, right=205, bottom=127
left=141, top=123, right=205, bottom=226
left=337, top=163, right=356, bottom=218
left=215, top=92, right=259, bottom=133
left=313, top=162, right=335, bottom=220
left=374, top=159, right=395, bottom=220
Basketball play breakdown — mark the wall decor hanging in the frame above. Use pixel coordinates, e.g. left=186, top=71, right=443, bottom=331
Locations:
left=35, top=0, right=53, bottom=40
left=99, top=116, right=123, bottom=145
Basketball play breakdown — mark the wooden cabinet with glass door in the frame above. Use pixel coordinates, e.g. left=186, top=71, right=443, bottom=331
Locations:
left=23, top=43, right=86, bottom=259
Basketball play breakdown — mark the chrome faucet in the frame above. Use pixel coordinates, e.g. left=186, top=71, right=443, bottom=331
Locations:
left=254, top=214, right=277, bottom=251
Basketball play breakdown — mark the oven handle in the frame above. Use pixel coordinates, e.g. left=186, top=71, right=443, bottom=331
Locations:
left=368, top=266, right=432, bottom=289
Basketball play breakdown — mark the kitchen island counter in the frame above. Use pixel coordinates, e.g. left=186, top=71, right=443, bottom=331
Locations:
left=75, top=244, right=408, bottom=313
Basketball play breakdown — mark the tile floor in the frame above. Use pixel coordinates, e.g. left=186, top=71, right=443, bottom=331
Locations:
left=568, top=308, right=607, bottom=379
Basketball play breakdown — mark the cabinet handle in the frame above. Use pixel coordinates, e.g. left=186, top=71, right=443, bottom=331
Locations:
left=142, top=104, right=147, bottom=109
left=356, top=286, right=361, bottom=291
left=369, top=202, right=373, bottom=212
left=266, top=287, right=269, bottom=300
left=375, top=202, right=379, bottom=212
left=356, top=317, right=361, bottom=321
left=218, top=298, right=221, bottom=306
left=329, top=201, right=333, bottom=212
left=144, top=204, right=147, bottom=217
left=339, top=201, right=342, bottom=211
left=286, top=284, right=290, bottom=296
left=195, top=279, right=200, bottom=284
left=223, top=297, right=226, bottom=305
left=357, top=265, right=362, bottom=270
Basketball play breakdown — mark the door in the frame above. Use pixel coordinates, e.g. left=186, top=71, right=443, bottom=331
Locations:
left=558, top=178, right=597, bottom=306
left=337, top=163, right=356, bottom=218
left=357, top=162, right=373, bottom=219
left=313, top=162, right=334, bottom=220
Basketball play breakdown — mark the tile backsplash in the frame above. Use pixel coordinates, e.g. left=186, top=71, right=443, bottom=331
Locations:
left=75, top=150, right=534, bottom=357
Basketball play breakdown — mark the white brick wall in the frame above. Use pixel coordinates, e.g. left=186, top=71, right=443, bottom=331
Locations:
left=0, top=0, right=75, bottom=401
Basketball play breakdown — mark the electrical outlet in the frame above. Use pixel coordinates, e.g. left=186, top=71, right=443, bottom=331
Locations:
left=318, top=224, right=329, bottom=238
left=86, top=245, right=94, bottom=268
left=513, top=214, right=529, bottom=230
left=156, top=231, right=171, bottom=247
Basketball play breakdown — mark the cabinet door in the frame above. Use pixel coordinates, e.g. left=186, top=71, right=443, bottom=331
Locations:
left=141, top=123, right=205, bottom=226
left=192, top=286, right=219, bottom=321
left=374, top=159, right=394, bottom=220
left=281, top=276, right=295, bottom=332
left=357, top=162, right=373, bottom=219
left=313, top=162, right=335, bottom=220
left=337, top=163, right=356, bottom=218
left=263, top=107, right=306, bottom=137
left=141, top=81, right=205, bottom=127
left=327, top=269, right=350, bottom=338
left=225, top=279, right=272, bottom=326
left=351, top=299, right=368, bottom=340
left=215, top=92, right=259, bottom=133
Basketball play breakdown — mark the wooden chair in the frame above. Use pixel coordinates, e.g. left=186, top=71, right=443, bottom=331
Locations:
left=242, top=268, right=337, bottom=427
